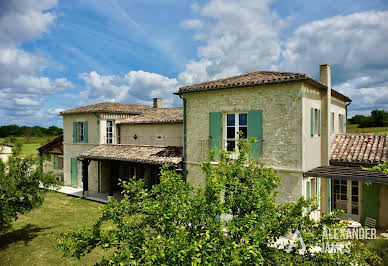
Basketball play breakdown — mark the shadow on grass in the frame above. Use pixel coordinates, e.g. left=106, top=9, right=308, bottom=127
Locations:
left=0, top=224, right=52, bottom=250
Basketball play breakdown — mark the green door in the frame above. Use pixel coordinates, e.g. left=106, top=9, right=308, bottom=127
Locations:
left=71, top=157, right=78, bottom=187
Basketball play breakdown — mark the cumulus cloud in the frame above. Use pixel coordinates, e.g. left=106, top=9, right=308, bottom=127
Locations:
left=277, top=10, right=388, bottom=115
left=0, top=0, right=73, bottom=126
left=79, top=70, right=178, bottom=107
left=177, top=0, right=287, bottom=85
left=176, top=2, right=387, bottom=116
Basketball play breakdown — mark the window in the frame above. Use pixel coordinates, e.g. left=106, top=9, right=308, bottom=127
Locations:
left=310, top=108, right=321, bottom=137
left=73, top=121, right=88, bottom=143
left=339, top=114, right=344, bottom=133
left=331, top=112, right=335, bottom=134
left=332, top=180, right=359, bottom=217
left=77, top=122, right=84, bottom=142
left=106, top=120, right=113, bottom=144
left=226, top=113, right=247, bottom=151
left=314, top=109, right=319, bottom=135
left=54, top=155, right=63, bottom=170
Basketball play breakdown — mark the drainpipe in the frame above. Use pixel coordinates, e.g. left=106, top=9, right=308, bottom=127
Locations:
left=345, top=102, right=351, bottom=133
left=178, top=94, right=187, bottom=180
left=94, top=113, right=100, bottom=144
left=320, top=64, right=331, bottom=167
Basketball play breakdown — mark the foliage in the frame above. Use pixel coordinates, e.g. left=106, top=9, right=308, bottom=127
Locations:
left=0, top=143, right=58, bottom=228
left=349, top=109, right=388, bottom=128
left=366, top=239, right=388, bottom=266
left=365, top=161, right=388, bottom=174
left=59, top=138, right=380, bottom=265
left=0, top=125, right=63, bottom=138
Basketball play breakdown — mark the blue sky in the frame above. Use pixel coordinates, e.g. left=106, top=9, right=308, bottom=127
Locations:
left=0, top=0, right=387, bottom=127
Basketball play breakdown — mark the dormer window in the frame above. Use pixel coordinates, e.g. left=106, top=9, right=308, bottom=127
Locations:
left=106, top=120, right=113, bottom=144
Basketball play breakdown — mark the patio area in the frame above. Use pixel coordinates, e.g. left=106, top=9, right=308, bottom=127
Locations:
left=48, top=185, right=109, bottom=204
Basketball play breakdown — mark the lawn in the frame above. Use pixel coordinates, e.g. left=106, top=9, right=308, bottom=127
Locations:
left=0, top=191, right=109, bottom=265
left=0, top=136, right=56, bottom=157
left=348, top=124, right=388, bottom=134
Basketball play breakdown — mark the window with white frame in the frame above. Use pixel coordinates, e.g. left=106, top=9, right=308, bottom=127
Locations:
left=226, top=113, right=247, bottom=151
left=106, top=120, right=114, bottom=144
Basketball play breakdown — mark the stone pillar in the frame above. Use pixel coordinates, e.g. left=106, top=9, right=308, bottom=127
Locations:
left=320, top=64, right=331, bottom=166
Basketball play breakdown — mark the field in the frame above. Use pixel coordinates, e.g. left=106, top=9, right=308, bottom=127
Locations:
left=0, top=136, right=56, bottom=157
left=0, top=191, right=109, bottom=265
left=347, top=124, right=388, bottom=134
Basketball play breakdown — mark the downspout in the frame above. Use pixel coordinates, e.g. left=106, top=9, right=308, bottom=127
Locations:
left=345, top=101, right=352, bottom=133
left=178, top=94, right=187, bottom=180
left=94, top=113, right=100, bottom=144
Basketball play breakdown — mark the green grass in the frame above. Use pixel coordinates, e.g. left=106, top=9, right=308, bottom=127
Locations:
left=0, top=136, right=57, bottom=157
left=0, top=191, right=109, bottom=265
left=347, top=124, right=388, bottom=134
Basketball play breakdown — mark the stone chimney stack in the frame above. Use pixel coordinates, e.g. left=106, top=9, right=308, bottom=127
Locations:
left=320, top=64, right=331, bottom=166
left=153, top=98, right=163, bottom=108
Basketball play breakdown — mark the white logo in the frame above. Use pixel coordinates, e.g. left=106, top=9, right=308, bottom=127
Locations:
left=285, top=229, right=306, bottom=254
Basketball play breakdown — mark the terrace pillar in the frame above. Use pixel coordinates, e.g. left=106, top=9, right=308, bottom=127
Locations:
left=82, top=159, right=90, bottom=197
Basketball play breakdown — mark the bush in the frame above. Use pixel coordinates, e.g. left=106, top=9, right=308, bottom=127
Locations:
left=59, top=138, right=380, bottom=265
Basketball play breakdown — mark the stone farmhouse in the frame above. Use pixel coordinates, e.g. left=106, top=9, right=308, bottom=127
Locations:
left=42, top=64, right=388, bottom=228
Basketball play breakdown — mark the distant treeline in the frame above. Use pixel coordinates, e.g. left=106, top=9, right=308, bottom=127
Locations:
left=0, top=125, right=63, bottom=138
left=349, top=109, right=388, bottom=128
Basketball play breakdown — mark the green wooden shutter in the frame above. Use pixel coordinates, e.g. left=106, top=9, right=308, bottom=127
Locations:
left=318, top=109, right=321, bottom=136
left=73, top=122, right=77, bottom=143
left=248, top=109, right=263, bottom=158
left=83, top=121, right=88, bottom=143
left=327, top=179, right=332, bottom=213
left=209, top=112, right=222, bottom=158
left=310, top=108, right=315, bottom=137
left=307, top=180, right=311, bottom=199
left=362, top=183, right=379, bottom=227
left=71, top=157, right=78, bottom=187
left=54, top=156, right=59, bottom=169
left=330, top=112, right=333, bottom=133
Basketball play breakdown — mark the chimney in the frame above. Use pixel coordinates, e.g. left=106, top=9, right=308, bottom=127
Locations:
left=153, top=98, right=163, bottom=108
left=320, top=64, right=331, bottom=166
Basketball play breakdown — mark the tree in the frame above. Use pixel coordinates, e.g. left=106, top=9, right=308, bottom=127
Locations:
left=0, top=143, right=57, bottom=229
left=59, top=138, right=380, bottom=265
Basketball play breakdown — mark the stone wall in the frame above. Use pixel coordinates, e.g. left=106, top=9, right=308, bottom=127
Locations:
left=183, top=81, right=304, bottom=190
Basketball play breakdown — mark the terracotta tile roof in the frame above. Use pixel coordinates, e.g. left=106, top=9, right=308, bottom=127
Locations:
left=330, top=134, right=388, bottom=164
left=60, top=102, right=151, bottom=115
left=176, top=70, right=351, bottom=102
left=79, top=144, right=183, bottom=165
left=117, top=107, right=183, bottom=124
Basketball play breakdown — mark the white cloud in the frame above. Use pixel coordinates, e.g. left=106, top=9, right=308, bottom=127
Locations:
left=177, top=0, right=286, bottom=85
left=14, top=97, right=42, bottom=107
left=277, top=10, right=388, bottom=115
left=0, top=0, right=73, bottom=126
left=79, top=70, right=178, bottom=107
left=180, top=19, right=203, bottom=30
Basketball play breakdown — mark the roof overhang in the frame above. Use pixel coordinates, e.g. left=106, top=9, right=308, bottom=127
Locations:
left=305, top=165, right=388, bottom=184
left=78, top=144, right=183, bottom=165
left=175, top=77, right=351, bottom=103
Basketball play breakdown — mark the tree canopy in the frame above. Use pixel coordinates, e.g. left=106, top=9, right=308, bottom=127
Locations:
left=0, top=125, right=63, bottom=138
left=349, top=109, right=388, bottom=128
left=59, top=138, right=380, bottom=265
left=0, top=143, right=57, bottom=228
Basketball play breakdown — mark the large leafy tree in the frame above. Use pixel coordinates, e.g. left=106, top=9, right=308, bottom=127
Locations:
left=59, top=138, right=380, bottom=265
left=0, top=143, right=57, bottom=228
